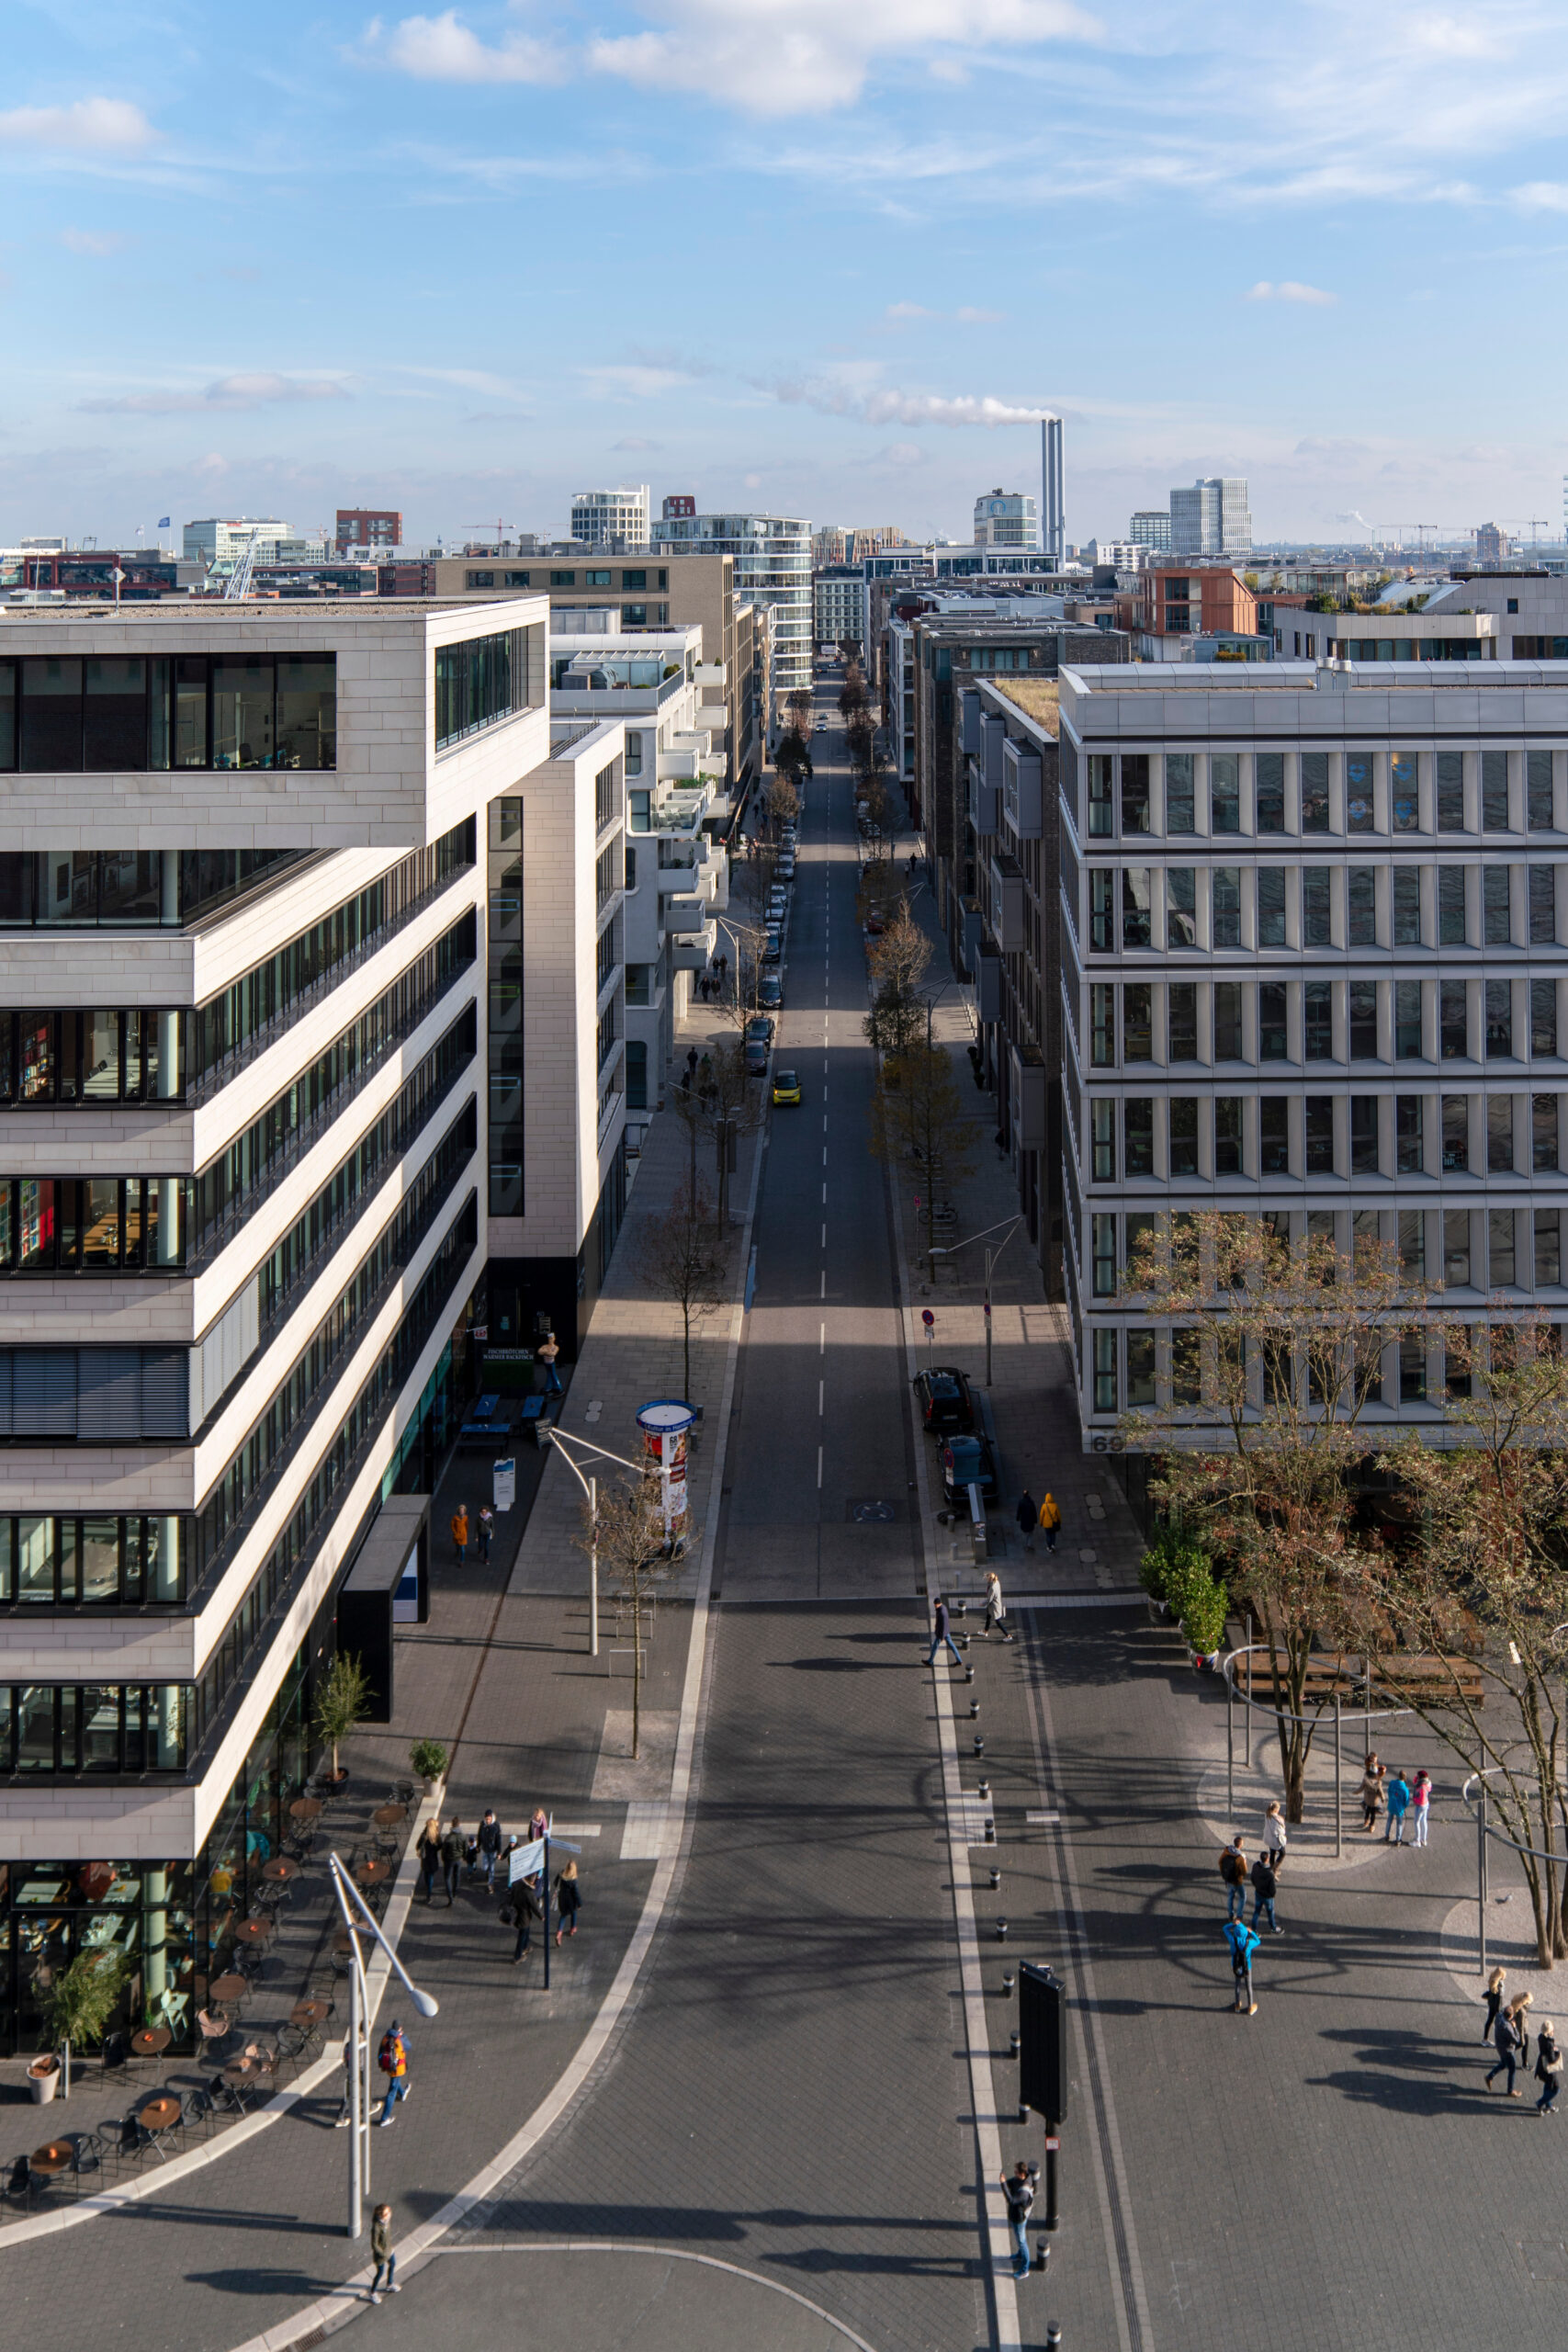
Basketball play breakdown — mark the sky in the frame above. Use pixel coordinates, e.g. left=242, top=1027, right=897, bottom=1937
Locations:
left=5, top=0, right=1568, bottom=550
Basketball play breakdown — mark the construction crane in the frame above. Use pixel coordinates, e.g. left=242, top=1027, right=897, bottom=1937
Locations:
left=223, top=527, right=261, bottom=601
left=462, top=518, right=518, bottom=552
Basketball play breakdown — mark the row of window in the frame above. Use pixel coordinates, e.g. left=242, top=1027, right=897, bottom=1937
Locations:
left=1084, top=1206, right=1562, bottom=1300
left=0, top=1515, right=185, bottom=1609
left=1079, top=747, right=1557, bottom=842
left=1087, top=1313, right=1557, bottom=1417
left=1089, top=1091, right=1562, bottom=1183
left=434, top=628, right=536, bottom=752
left=0, top=654, right=335, bottom=774
left=1083, top=862, right=1563, bottom=955
left=488, top=797, right=524, bottom=1219
left=0, top=848, right=308, bottom=931
left=1086, top=978, right=1562, bottom=1071
left=0, top=1684, right=190, bottom=1776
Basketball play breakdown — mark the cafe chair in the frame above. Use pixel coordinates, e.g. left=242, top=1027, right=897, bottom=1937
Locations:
left=62, top=2131, right=106, bottom=2192
left=97, top=2113, right=146, bottom=2173
left=4, top=2154, right=38, bottom=2210
left=99, top=2030, right=130, bottom=2079
left=181, top=2083, right=220, bottom=2139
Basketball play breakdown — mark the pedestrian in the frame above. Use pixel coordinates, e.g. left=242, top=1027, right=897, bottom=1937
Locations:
left=416, top=1818, right=441, bottom=1905
left=999, top=2161, right=1036, bottom=2279
left=1384, top=1769, right=1412, bottom=1844
left=1412, top=1770, right=1432, bottom=1846
left=537, top=1331, right=563, bottom=1396
left=1486, top=1999, right=1526, bottom=2096
left=1517, top=1991, right=1536, bottom=2073
left=1016, top=1490, right=1037, bottom=1554
left=441, top=1817, right=464, bottom=1905
left=509, top=1871, right=541, bottom=1963
left=685, top=1045, right=699, bottom=1080
left=1038, top=1493, right=1061, bottom=1554
left=478, top=1809, right=503, bottom=1891
left=982, top=1569, right=1013, bottom=1643
left=377, top=2019, right=411, bottom=2123
left=554, top=1858, right=581, bottom=1945
left=1536, top=2020, right=1563, bottom=2115
left=451, top=1504, right=469, bottom=1566
left=926, top=1593, right=964, bottom=1670
left=367, top=2201, right=400, bottom=2300
left=1219, top=1834, right=1248, bottom=1921
left=1483, top=1966, right=1507, bottom=2044
left=1249, top=1849, right=1282, bottom=1935
left=1359, top=1753, right=1386, bottom=1834
left=1224, top=1915, right=1261, bottom=2015
left=477, top=1504, right=493, bottom=1564
left=528, top=1804, right=548, bottom=1845
left=1262, top=1801, right=1288, bottom=1865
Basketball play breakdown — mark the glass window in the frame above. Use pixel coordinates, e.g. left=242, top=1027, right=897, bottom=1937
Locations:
left=81, top=1178, right=122, bottom=1269
left=1485, top=979, right=1514, bottom=1058
left=276, top=657, right=336, bottom=770
left=175, top=656, right=208, bottom=767
left=1259, top=983, right=1289, bottom=1061
left=1490, top=1208, right=1517, bottom=1286
left=1484, top=865, right=1511, bottom=944
left=17, top=1685, right=56, bottom=1770
left=1350, top=1096, right=1378, bottom=1173
left=1168, top=983, right=1198, bottom=1062
left=1171, top=1326, right=1201, bottom=1406
left=1125, top=1329, right=1156, bottom=1408
left=1482, top=750, right=1509, bottom=830
left=1091, top=1098, right=1115, bottom=1181
left=1533, top=978, right=1557, bottom=1057
left=1089, top=870, right=1113, bottom=951
left=1090, top=984, right=1114, bottom=1068
left=1214, top=1097, right=1242, bottom=1174
left=80, top=1011, right=121, bottom=1101
left=434, top=629, right=521, bottom=750
left=1211, top=754, right=1240, bottom=834
left=1304, top=980, right=1333, bottom=1061
left=1213, top=867, right=1241, bottom=948
left=1123, top=984, right=1152, bottom=1061
left=1088, top=755, right=1112, bottom=837
left=1536, top=1208, right=1562, bottom=1287
left=18, top=1179, right=56, bottom=1268
left=1121, top=869, right=1152, bottom=949
left=1346, top=753, right=1374, bottom=831
left=1121, top=754, right=1151, bottom=833
left=1260, top=1097, right=1289, bottom=1173
left=1348, top=867, right=1376, bottom=945
left=80, top=1520, right=120, bottom=1604
left=1393, top=867, right=1421, bottom=945
left=1167, top=868, right=1196, bottom=948
left=1440, top=979, right=1468, bottom=1059
left=1168, top=1103, right=1200, bottom=1177
left=1535, top=1093, right=1560, bottom=1173
left=1213, top=981, right=1241, bottom=1060
left=1305, top=1096, right=1335, bottom=1173
left=1301, top=752, right=1330, bottom=833
left=17, top=1516, right=54, bottom=1602
left=1438, top=867, right=1466, bottom=945
left=1256, top=752, right=1284, bottom=833
left=1438, top=752, right=1465, bottom=833
left=19, top=657, right=83, bottom=770
left=1445, top=1209, right=1471, bottom=1287
left=1399, top=1210, right=1424, bottom=1276
left=99, top=853, right=162, bottom=924
left=1391, top=752, right=1418, bottom=832
left=211, top=658, right=275, bottom=769
left=1166, top=752, right=1195, bottom=833
left=1530, top=865, right=1556, bottom=944
left=1349, top=981, right=1378, bottom=1058
left=1399, top=1338, right=1427, bottom=1402
left=1396, top=1096, right=1423, bottom=1172
left=625, top=1039, right=648, bottom=1111
left=1396, top=980, right=1422, bottom=1058
left=1442, top=1095, right=1470, bottom=1172
left=1303, top=867, right=1331, bottom=947
left=1092, top=1328, right=1117, bottom=1413
left=1124, top=1099, right=1154, bottom=1176
left=1091, top=1215, right=1116, bottom=1296
left=1258, top=866, right=1287, bottom=946
left=83, top=657, right=146, bottom=771
left=0, top=660, right=13, bottom=768
left=1529, top=750, right=1554, bottom=832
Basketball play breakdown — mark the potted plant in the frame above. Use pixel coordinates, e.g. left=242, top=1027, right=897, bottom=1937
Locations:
left=40, top=1949, right=129, bottom=2097
left=410, top=1737, right=447, bottom=1796
left=312, top=1651, right=371, bottom=1786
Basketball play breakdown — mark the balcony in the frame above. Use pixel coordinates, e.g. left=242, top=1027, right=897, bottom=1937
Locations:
left=671, top=917, right=717, bottom=971
left=1009, top=1041, right=1046, bottom=1150
left=989, top=851, right=1026, bottom=954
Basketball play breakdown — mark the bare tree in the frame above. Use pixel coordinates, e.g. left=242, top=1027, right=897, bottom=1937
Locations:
left=578, top=1476, right=677, bottom=1758
left=863, top=898, right=932, bottom=1057
left=871, top=1036, right=977, bottom=1280
left=766, top=774, right=800, bottom=830
left=639, top=1179, right=728, bottom=1399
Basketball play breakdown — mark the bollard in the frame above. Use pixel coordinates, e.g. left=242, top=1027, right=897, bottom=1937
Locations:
left=997, top=1917, right=1009, bottom=1941
left=978, top=1778, right=990, bottom=1799
left=984, top=1815, right=996, bottom=1842
left=969, top=1698, right=980, bottom=1720
left=989, top=1866, right=1000, bottom=1890
left=1001, top=1971, right=1015, bottom=1999
left=974, top=1734, right=985, bottom=1758
left=1009, top=2030, right=1020, bottom=2058
left=964, top=1665, right=975, bottom=1685
left=1046, top=2329, right=1062, bottom=2349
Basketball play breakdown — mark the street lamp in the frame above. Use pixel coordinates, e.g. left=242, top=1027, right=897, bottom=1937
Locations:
left=546, top=1428, right=652, bottom=1658
left=929, top=1213, right=1023, bottom=1385
left=328, top=1852, right=439, bottom=2240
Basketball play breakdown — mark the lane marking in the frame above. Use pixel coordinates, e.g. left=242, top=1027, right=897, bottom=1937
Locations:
left=820, top=1270, right=826, bottom=1298
left=821, top=1223, right=827, bottom=1247
left=1025, top=1810, right=1062, bottom=1826
left=821, top=1183, right=827, bottom=1204
left=817, top=1444, right=823, bottom=1489
left=818, top=1378, right=824, bottom=1415
left=819, top=1321, right=826, bottom=1353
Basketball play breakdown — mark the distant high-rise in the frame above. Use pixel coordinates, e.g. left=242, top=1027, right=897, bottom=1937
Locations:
left=662, top=494, right=695, bottom=521
left=1130, top=510, right=1172, bottom=554
left=1169, top=479, right=1250, bottom=559
left=335, top=507, right=402, bottom=554
left=570, top=486, right=650, bottom=546
left=973, top=488, right=1040, bottom=550
left=182, top=516, right=293, bottom=568
left=1475, top=522, right=1511, bottom=566
left=1042, top=417, right=1064, bottom=563
left=650, top=509, right=813, bottom=695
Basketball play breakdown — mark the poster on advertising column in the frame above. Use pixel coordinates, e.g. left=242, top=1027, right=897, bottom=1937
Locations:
left=636, top=1399, right=696, bottom=1535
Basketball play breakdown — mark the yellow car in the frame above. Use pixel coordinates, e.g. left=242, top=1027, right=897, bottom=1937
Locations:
left=772, top=1069, right=801, bottom=1105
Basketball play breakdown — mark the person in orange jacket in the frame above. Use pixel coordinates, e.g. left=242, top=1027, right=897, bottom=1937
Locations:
left=1038, top=1494, right=1061, bottom=1554
left=451, top=1504, right=469, bottom=1565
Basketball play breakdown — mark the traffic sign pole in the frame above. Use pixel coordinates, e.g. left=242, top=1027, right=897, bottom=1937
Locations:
left=921, top=1306, right=934, bottom=1367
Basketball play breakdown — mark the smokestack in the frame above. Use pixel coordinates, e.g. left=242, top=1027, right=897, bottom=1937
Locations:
left=1042, top=415, right=1064, bottom=563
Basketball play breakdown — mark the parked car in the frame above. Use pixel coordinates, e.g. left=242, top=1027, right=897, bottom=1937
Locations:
left=864, top=909, right=886, bottom=936
left=940, top=1430, right=998, bottom=1506
left=757, top=973, right=784, bottom=1009
left=776, top=857, right=795, bottom=880
left=772, top=1068, right=801, bottom=1105
left=743, top=1012, right=774, bottom=1074
left=744, top=1013, right=774, bottom=1046
left=761, top=930, right=782, bottom=966
left=912, top=1365, right=976, bottom=1438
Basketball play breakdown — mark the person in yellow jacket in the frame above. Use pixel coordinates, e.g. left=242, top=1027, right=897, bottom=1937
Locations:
left=1038, top=1493, right=1061, bottom=1554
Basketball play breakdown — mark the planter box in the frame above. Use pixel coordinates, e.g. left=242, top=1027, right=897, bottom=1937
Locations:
left=28, top=2060, right=60, bottom=2103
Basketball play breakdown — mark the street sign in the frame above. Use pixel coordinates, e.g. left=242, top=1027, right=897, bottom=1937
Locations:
left=1044, top=2137, right=1060, bottom=2152
left=983, top=1302, right=991, bottom=1318
left=493, top=1457, right=516, bottom=1512
left=921, top=1309, right=935, bottom=1329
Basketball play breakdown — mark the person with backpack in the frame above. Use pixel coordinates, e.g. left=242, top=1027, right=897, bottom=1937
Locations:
left=999, top=2161, right=1036, bottom=2279
left=377, top=2021, right=410, bottom=2124
left=1249, top=1850, right=1282, bottom=1934
left=1219, top=1835, right=1247, bottom=1921
left=1224, top=1916, right=1261, bottom=2015
left=1038, top=1494, right=1062, bottom=1554
left=1384, top=1769, right=1412, bottom=1844
left=1482, top=1965, right=1507, bottom=2045
left=1536, top=2020, right=1563, bottom=2115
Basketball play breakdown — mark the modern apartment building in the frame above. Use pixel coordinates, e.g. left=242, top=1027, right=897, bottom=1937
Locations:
left=1060, top=658, right=1568, bottom=1462
left=1169, top=481, right=1251, bottom=560
left=335, top=509, right=403, bottom=554
left=569, top=488, right=651, bottom=548
left=0, top=595, right=559, bottom=2055
left=1129, top=567, right=1263, bottom=662
left=1130, top=511, right=1173, bottom=554
left=650, top=511, right=812, bottom=699
left=182, top=519, right=296, bottom=570
left=813, top=566, right=863, bottom=649
left=974, top=490, right=1041, bottom=550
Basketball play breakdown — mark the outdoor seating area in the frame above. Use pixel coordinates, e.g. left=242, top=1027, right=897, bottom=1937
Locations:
left=1233, top=1648, right=1486, bottom=1711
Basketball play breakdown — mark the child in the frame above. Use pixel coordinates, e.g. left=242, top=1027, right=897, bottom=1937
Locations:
left=1411, top=1770, right=1432, bottom=1848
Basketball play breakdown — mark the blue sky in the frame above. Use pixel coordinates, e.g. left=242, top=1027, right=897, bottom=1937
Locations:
left=5, top=0, right=1568, bottom=549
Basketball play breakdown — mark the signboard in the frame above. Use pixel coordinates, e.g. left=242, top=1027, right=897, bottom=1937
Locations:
left=637, top=1399, right=696, bottom=1534
left=493, top=1457, right=516, bottom=1512
left=921, top=1309, right=935, bottom=1329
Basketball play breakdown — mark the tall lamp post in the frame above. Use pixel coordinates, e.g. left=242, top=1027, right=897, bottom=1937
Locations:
left=546, top=1428, right=655, bottom=1658
left=929, top=1214, right=1023, bottom=1385
left=327, top=1852, right=440, bottom=2240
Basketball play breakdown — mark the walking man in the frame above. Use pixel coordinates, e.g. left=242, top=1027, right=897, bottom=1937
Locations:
left=1486, top=1998, right=1526, bottom=2096
left=926, top=1594, right=964, bottom=1670
left=477, top=1809, right=503, bottom=1891
left=416, top=1818, right=441, bottom=1905
left=1224, top=1916, right=1261, bottom=2015
left=450, top=1504, right=469, bottom=1566
left=377, top=2020, right=410, bottom=2124
left=537, top=1330, right=563, bottom=1396
left=1220, top=1834, right=1247, bottom=1921
left=1536, top=2020, right=1563, bottom=2114
left=1016, top=1490, right=1037, bottom=1554
left=1250, top=1849, right=1282, bottom=1934
left=1385, top=1769, right=1412, bottom=1844
left=510, top=1871, right=541, bottom=1963
left=1038, top=1493, right=1061, bottom=1554
left=368, top=2204, right=400, bottom=2300
left=441, top=1818, right=464, bottom=1905
left=1000, top=2162, right=1036, bottom=2279
left=477, top=1504, right=493, bottom=1564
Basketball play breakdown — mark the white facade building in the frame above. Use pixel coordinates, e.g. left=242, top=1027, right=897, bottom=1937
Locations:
left=181, top=518, right=295, bottom=569
left=1169, top=481, right=1251, bottom=560
left=650, top=512, right=813, bottom=699
left=1061, top=657, right=1568, bottom=1452
left=974, top=490, right=1042, bottom=550
left=814, top=567, right=864, bottom=649
left=569, top=487, right=651, bottom=548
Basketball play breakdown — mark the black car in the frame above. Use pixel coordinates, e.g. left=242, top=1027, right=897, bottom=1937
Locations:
left=757, top=973, right=784, bottom=1009
left=940, top=1430, right=998, bottom=1506
left=743, top=1014, right=773, bottom=1074
left=912, top=1365, right=976, bottom=1438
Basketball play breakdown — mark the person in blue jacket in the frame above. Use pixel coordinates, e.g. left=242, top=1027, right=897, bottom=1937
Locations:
left=1384, top=1770, right=1412, bottom=1844
left=1224, top=1916, right=1261, bottom=2015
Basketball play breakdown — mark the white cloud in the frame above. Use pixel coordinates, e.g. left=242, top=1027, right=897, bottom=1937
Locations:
left=1246, top=279, right=1337, bottom=304
left=614, top=435, right=661, bottom=449
left=79, top=373, right=351, bottom=415
left=773, top=374, right=1057, bottom=426
left=61, top=228, right=129, bottom=256
left=591, top=0, right=1101, bottom=116
left=886, top=300, right=932, bottom=318
left=1512, top=180, right=1568, bottom=212
left=370, top=9, right=561, bottom=83
left=956, top=305, right=1006, bottom=322
left=0, top=98, right=156, bottom=153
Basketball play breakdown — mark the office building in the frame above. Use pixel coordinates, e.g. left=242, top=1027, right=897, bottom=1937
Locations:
left=1060, top=655, right=1568, bottom=1465
left=814, top=566, right=864, bottom=650
left=335, top=509, right=403, bottom=555
left=181, top=518, right=296, bottom=571
left=813, top=527, right=848, bottom=568
left=0, top=594, right=572, bottom=2053
left=650, top=511, right=813, bottom=699
left=1169, top=480, right=1251, bottom=560
left=569, top=488, right=651, bottom=548
left=1130, top=511, right=1172, bottom=555
left=974, top=490, right=1041, bottom=551
left=1042, top=418, right=1065, bottom=564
